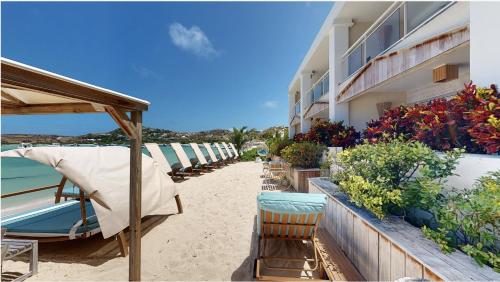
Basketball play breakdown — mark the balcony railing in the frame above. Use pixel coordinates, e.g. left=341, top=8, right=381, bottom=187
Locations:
left=341, top=1, right=452, bottom=82
left=305, top=71, right=329, bottom=110
left=290, top=101, right=301, bottom=123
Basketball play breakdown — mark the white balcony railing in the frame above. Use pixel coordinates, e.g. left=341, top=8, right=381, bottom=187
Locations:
left=341, top=1, right=452, bottom=82
left=305, top=71, right=329, bottom=109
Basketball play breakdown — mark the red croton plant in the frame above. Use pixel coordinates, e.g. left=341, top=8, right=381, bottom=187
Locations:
left=294, top=119, right=360, bottom=148
left=363, top=82, right=499, bottom=154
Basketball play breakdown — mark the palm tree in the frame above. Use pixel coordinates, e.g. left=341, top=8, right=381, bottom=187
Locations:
left=231, top=126, right=248, bottom=154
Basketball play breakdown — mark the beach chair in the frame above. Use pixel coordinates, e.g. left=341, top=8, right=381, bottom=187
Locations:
left=171, top=143, right=197, bottom=175
left=222, top=142, right=236, bottom=162
left=255, top=192, right=327, bottom=280
left=1, top=228, right=38, bottom=282
left=213, top=143, right=228, bottom=164
left=189, top=143, right=213, bottom=171
left=229, top=143, right=240, bottom=160
left=182, top=144, right=205, bottom=172
left=202, top=143, right=222, bottom=168
left=1, top=146, right=182, bottom=258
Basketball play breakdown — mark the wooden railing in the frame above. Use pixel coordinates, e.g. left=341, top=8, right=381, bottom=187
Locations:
left=309, top=177, right=500, bottom=281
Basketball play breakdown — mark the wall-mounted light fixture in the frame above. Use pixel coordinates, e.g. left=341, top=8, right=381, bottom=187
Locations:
left=310, top=70, right=316, bottom=79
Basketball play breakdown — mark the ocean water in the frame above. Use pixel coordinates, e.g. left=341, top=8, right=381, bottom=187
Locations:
left=1, top=144, right=77, bottom=209
left=0, top=144, right=182, bottom=211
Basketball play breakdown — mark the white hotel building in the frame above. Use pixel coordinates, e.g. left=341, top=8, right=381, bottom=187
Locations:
left=288, top=1, right=499, bottom=138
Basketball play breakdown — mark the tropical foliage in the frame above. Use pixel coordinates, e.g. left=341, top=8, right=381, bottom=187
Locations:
left=281, top=142, right=326, bottom=168
left=422, top=172, right=500, bottom=271
left=266, top=128, right=292, bottom=157
left=332, top=139, right=461, bottom=219
left=363, top=83, right=499, bottom=154
left=231, top=126, right=248, bottom=155
left=240, top=148, right=259, bottom=161
left=294, top=120, right=360, bottom=148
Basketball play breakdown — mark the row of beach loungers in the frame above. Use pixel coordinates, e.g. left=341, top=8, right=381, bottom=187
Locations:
left=0, top=142, right=239, bottom=280
left=144, top=142, right=240, bottom=181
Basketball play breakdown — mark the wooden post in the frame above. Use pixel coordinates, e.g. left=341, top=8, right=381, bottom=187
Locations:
left=129, top=111, right=142, bottom=281
left=174, top=194, right=183, bottom=214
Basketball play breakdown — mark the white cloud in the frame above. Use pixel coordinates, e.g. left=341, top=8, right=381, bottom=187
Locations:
left=131, top=64, right=160, bottom=79
left=263, top=101, right=278, bottom=109
left=169, top=22, right=219, bottom=58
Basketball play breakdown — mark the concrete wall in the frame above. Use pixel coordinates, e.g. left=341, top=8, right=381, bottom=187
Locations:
left=470, top=2, right=500, bottom=86
left=445, top=154, right=500, bottom=191
left=406, top=67, right=470, bottom=104
left=348, top=92, right=406, bottom=131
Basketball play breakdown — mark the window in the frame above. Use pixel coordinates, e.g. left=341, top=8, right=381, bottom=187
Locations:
left=406, top=2, right=449, bottom=33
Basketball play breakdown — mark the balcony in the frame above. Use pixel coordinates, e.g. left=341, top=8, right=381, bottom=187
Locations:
left=289, top=101, right=301, bottom=126
left=304, top=71, right=329, bottom=120
left=342, top=1, right=452, bottom=81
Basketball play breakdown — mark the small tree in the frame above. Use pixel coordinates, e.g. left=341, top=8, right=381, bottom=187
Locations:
left=231, top=126, right=248, bottom=154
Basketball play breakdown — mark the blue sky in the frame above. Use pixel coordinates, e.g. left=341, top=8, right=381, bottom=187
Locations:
left=2, top=2, right=333, bottom=135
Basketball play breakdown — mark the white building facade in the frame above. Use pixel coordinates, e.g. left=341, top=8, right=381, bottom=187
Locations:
left=288, top=1, right=500, bottom=138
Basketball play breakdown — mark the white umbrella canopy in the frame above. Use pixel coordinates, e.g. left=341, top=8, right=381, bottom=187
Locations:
left=1, top=146, right=178, bottom=238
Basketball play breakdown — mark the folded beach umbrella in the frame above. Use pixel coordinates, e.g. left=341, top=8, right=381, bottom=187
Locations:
left=1, top=146, right=177, bottom=239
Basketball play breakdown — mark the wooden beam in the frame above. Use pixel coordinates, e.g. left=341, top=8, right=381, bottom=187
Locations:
left=2, top=103, right=99, bottom=115
left=129, top=111, right=142, bottom=281
left=1, top=184, right=60, bottom=198
left=54, top=176, right=68, bottom=204
left=105, top=106, right=137, bottom=139
left=1, top=62, right=148, bottom=111
left=1, top=90, right=26, bottom=105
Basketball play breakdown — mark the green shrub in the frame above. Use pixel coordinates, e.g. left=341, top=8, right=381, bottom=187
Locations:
left=423, top=171, right=500, bottom=271
left=266, top=128, right=292, bottom=157
left=281, top=142, right=326, bottom=168
left=332, top=139, right=461, bottom=219
left=240, top=148, right=259, bottom=161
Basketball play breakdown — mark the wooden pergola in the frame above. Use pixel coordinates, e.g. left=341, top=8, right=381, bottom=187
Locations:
left=1, top=58, right=147, bottom=281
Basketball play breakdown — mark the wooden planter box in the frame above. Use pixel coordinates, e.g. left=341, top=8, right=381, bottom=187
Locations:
left=286, top=167, right=320, bottom=193
left=309, top=178, right=500, bottom=281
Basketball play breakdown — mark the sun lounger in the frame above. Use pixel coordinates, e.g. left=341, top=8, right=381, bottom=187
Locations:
left=1, top=234, right=38, bottom=282
left=189, top=143, right=213, bottom=171
left=221, top=142, right=236, bottom=162
left=171, top=143, right=197, bottom=175
left=213, top=143, right=228, bottom=164
left=182, top=144, right=204, bottom=172
left=202, top=143, right=221, bottom=168
left=1, top=146, right=182, bottom=257
left=2, top=200, right=100, bottom=240
left=229, top=143, right=240, bottom=160
left=255, top=192, right=327, bottom=279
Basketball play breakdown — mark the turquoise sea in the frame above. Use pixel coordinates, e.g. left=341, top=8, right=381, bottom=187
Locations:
left=0, top=144, right=182, bottom=210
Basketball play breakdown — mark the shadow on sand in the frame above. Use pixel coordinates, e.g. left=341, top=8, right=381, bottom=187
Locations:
left=6, top=213, right=175, bottom=267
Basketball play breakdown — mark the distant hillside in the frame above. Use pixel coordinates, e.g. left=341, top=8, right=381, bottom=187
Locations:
left=1, top=126, right=286, bottom=145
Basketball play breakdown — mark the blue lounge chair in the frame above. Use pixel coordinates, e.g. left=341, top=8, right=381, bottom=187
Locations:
left=181, top=144, right=204, bottom=171
left=202, top=143, right=221, bottom=168
left=2, top=200, right=100, bottom=240
left=256, top=192, right=327, bottom=277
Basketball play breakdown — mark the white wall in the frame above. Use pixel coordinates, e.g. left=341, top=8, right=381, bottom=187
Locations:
left=406, top=67, right=470, bottom=104
left=348, top=92, right=406, bottom=131
left=329, top=23, right=351, bottom=123
left=445, top=154, right=500, bottom=191
left=470, top=2, right=500, bottom=86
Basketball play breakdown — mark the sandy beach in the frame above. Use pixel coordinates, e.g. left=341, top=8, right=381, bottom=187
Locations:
left=3, top=162, right=263, bottom=281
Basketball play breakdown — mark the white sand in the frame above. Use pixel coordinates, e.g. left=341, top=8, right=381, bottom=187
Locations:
left=3, top=162, right=263, bottom=281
